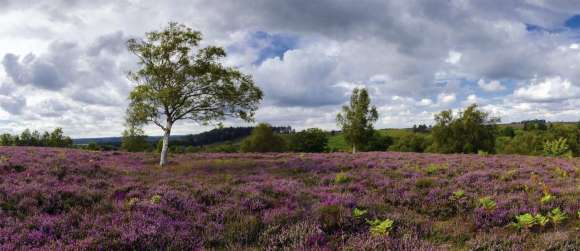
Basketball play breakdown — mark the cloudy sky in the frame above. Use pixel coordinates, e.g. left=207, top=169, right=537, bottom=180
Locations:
left=1, top=0, right=580, bottom=138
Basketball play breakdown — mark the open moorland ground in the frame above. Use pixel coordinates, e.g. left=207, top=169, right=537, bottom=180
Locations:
left=0, top=147, right=579, bottom=250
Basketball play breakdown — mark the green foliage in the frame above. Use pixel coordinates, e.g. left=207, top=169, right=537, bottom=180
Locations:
left=431, top=104, right=498, bottom=154
left=150, top=195, right=162, bottom=204
left=240, top=123, right=286, bottom=153
left=451, top=190, right=465, bottom=200
left=498, top=126, right=515, bottom=137
left=478, top=197, right=496, bottom=211
left=366, top=218, right=394, bottom=235
left=121, top=123, right=150, bottom=152
left=496, top=133, right=545, bottom=156
left=126, top=22, right=262, bottom=166
left=388, top=131, right=431, bottom=152
left=510, top=213, right=549, bottom=230
left=477, top=150, right=489, bottom=156
left=535, top=214, right=549, bottom=227
left=86, top=142, right=100, bottom=151
left=523, top=119, right=547, bottom=131
left=204, top=143, right=239, bottom=153
left=288, top=128, right=328, bottom=152
left=543, top=137, right=570, bottom=157
left=511, top=213, right=536, bottom=230
left=548, top=208, right=567, bottom=226
left=334, top=172, right=351, bottom=184
left=497, top=124, right=580, bottom=157
left=363, top=130, right=393, bottom=151
left=0, top=128, right=73, bottom=148
left=425, top=163, right=448, bottom=175
left=336, top=88, right=378, bottom=153
left=540, top=193, right=554, bottom=204
left=552, top=167, right=569, bottom=178
left=352, top=208, right=367, bottom=219
left=47, top=128, right=74, bottom=147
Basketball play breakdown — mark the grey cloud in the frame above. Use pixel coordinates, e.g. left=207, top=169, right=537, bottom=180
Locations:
left=0, top=94, right=26, bottom=114
left=2, top=31, right=132, bottom=107
left=36, top=99, right=71, bottom=117
left=88, top=31, right=127, bottom=56
left=2, top=53, right=66, bottom=90
left=70, top=88, right=124, bottom=106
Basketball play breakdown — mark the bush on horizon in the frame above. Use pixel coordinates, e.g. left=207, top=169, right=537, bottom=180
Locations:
left=288, top=128, right=328, bottom=153
left=240, top=123, right=287, bottom=153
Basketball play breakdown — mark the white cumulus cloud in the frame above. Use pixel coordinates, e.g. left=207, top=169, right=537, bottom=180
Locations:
left=514, top=76, right=580, bottom=102
left=478, top=79, right=506, bottom=92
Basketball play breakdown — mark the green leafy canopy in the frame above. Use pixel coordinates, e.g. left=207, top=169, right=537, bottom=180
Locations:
left=126, top=22, right=263, bottom=130
left=336, top=88, right=378, bottom=153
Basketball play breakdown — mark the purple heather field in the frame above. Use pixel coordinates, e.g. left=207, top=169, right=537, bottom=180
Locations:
left=0, top=147, right=579, bottom=250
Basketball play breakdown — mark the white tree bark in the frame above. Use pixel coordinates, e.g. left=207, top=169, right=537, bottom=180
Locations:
left=159, top=122, right=172, bottom=167
left=352, top=144, right=357, bottom=154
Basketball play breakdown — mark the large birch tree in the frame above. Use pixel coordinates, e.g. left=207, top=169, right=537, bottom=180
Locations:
left=126, top=22, right=263, bottom=166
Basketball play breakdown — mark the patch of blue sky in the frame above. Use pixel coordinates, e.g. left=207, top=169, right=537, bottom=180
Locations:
left=564, top=14, right=580, bottom=29
left=525, top=23, right=566, bottom=33
left=249, top=31, right=299, bottom=65
left=524, top=14, right=580, bottom=34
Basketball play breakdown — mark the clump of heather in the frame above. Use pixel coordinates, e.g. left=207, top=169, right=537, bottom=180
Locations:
left=0, top=146, right=578, bottom=250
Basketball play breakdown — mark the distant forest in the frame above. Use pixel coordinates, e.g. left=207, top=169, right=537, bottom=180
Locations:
left=70, top=126, right=294, bottom=151
left=2, top=118, right=579, bottom=157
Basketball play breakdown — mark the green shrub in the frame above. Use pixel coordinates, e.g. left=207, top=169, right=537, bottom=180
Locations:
left=388, top=132, right=431, bottom=153
left=548, top=208, right=567, bottom=226
left=150, top=195, right=162, bottom=204
left=364, top=131, right=393, bottom=151
left=334, top=172, right=351, bottom=184
left=540, top=193, right=554, bottom=204
left=451, top=190, right=465, bottom=200
left=543, top=138, right=570, bottom=157
left=352, top=208, right=367, bottom=219
left=121, top=124, right=150, bottom=152
left=478, top=197, right=496, bottom=211
left=431, top=104, right=498, bottom=154
left=240, top=123, right=287, bottom=153
left=511, top=213, right=535, bottom=230
left=366, top=218, right=394, bottom=235
left=288, top=128, right=328, bottom=152
left=425, top=163, right=448, bottom=175
left=535, top=214, right=549, bottom=227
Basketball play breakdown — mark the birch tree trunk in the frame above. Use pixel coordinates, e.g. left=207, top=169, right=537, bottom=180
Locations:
left=159, top=122, right=172, bottom=167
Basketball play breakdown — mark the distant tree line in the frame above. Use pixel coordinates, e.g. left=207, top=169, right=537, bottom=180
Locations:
left=412, top=124, right=430, bottom=133
left=0, top=128, right=73, bottom=148
left=178, top=126, right=292, bottom=147
left=116, top=125, right=294, bottom=153
left=122, top=87, right=579, bottom=158
left=229, top=102, right=580, bottom=157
